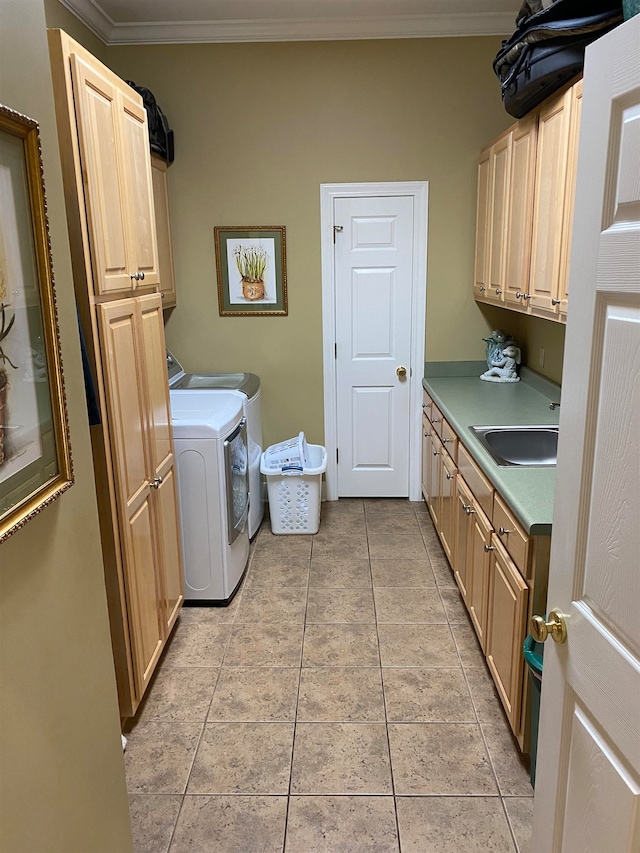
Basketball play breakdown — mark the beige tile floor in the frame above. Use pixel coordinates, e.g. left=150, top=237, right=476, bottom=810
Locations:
left=125, top=499, right=533, bottom=853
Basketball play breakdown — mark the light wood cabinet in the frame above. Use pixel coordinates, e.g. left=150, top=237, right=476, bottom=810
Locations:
left=473, top=147, right=491, bottom=300
left=486, top=537, right=529, bottom=732
left=70, top=53, right=159, bottom=297
left=151, top=154, right=177, bottom=308
left=49, top=30, right=183, bottom=718
left=474, top=77, right=582, bottom=324
left=421, top=387, right=550, bottom=750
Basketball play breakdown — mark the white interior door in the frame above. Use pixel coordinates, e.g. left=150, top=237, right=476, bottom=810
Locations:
left=533, top=17, right=640, bottom=852
left=334, top=194, right=414, bottom=497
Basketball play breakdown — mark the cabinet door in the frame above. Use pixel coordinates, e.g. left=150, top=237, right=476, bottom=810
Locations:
left=426, top=428, right=441, bottom=528
left=71, top=54, right=131, bottom=296
left=558, top=79, right=583, bottom=319
left=468, top=504, right=492, bottom=652
left=487, top=134, right=512, bottom=303
left=120, top=88, right=159, bottom=288
left=453, top=476, right=474, bottom=605
left=98, top=299, right=163, bottom=696
left=505, top=116, right=537, bottom=309
left=529, top=87, right=572, bottom=317
left=474, top=146, right=491, bottom=300
left=485, top=537, right=529, bottom=731
left=421, top=415, right=430, bottom=502
left=138, top=293, right=183, bottom=633
left=151, top=155, right=176, bottom=308
left=439, top=450, right=457, bottom=563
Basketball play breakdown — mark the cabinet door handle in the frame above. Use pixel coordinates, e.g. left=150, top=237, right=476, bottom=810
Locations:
left=149, top=476, right=163, bottom=489
left=495, top=289, right=502, bottom=295
left=446, top=473, right=454, bottom=480
left=522, top=293, right=531, bottom=300
left=499, top=527, right=511, bottom=535
left=484, top=544, right=495, bottom=552
left=551, top=298, right=561, bottom=305
left=463, top=504, right=476, bottom=515
left=479, top=286, right=486, bottom=292
left=433, top=450, right=440, bottom=456
left=431, top=417, right=441, bottom=424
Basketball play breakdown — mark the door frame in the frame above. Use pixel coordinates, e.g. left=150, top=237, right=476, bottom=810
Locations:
left=320, top=181, right=428, bottom=502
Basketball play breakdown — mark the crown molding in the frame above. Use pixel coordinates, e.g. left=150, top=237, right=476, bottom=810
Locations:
left=57, top=2, right=512, bottom=45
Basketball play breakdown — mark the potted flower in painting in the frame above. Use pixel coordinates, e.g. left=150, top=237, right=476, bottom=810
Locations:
left=0, top=281, right=16, bottom=465
left=234, top=244, right=267, bottom=301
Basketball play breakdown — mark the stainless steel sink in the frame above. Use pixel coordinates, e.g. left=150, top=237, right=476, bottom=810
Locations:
left=469, top=425, right=559, bottom=467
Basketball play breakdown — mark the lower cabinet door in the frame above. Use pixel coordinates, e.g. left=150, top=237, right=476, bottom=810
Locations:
left=486, top=537, right=529, bottom=730
left=155, top=462, right=184, bottom=633
left=427, top=428, right=441, bottom=527
left=468, top=506, right=493, bottom=652
left=439, top=451, right=457, bottom=564
left=124, top=493, right=164, bottom=695
left=453, top=476, right=474, bottom=605
left=421, top=416, right=430, bottom=501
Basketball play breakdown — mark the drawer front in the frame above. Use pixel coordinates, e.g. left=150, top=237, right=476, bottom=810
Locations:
left=430, top=402, right=445, bottom=438
left=422, top=389, right=433, bottom=421
left=493, top=493, right=530, bottom=577
left=458, top=442, right=494, bottom=519
left=440, top=419, right=458, bottom=464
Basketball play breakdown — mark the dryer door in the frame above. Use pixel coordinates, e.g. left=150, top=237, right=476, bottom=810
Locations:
left=224, top=418, right=249, bottom=544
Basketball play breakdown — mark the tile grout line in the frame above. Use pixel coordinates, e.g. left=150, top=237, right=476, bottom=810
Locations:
left=282, top=535, right=312, bottom=852
left=366, top=503, right=403, bottom=853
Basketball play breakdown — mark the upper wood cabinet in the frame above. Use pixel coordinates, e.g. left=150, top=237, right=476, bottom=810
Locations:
left=150, top=154, right=177, bottom=309
left=70, top=52, right=159, bottom=297
left=474, top=78, right=582, bottom=324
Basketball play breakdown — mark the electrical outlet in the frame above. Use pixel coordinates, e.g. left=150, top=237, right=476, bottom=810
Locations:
left=539, top=348, right=545, bottom=368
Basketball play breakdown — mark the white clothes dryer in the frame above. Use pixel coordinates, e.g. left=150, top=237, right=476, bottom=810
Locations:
left=170, top=390, right=250, bottom=604
left=167, top=350, right=264, bottom=538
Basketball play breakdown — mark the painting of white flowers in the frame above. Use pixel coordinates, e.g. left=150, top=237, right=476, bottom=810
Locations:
left=214, top=226, right=287, bottom=316
left=0, top=105, right=73, bottom=543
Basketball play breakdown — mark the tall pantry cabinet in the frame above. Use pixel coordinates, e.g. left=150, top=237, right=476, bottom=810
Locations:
left=48, top=30, right=183, bottom=717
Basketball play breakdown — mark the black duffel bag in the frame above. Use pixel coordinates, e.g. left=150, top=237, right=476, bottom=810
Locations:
left=493, top=0, right=623, bottom=118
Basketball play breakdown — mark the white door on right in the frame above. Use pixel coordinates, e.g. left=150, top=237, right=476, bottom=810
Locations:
left=532, top=16, right=640, bottom=852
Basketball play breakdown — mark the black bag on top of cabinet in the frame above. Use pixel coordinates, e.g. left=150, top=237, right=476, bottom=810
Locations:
left=493, top=0, right=623, bottom=118
left=126, top=81, right=175, bottom=164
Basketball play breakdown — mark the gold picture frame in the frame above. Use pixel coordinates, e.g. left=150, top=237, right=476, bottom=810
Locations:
left=0, top=104, right=73, bottom=543
left=214, top=226, right=288, bottom=316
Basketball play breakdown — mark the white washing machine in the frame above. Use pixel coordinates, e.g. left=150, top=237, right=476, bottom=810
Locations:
left=167, top=350, right=264, bottom=538
left=170, top=390, right=250, bottom=604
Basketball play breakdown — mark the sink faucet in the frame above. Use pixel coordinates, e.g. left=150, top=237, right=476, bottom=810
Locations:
left=549, top=402, right=560, bottom=410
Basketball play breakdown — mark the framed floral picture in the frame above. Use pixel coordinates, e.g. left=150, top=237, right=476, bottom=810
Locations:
left=214, top=226, right=287, bottom=316
left=0, top=104, right=73, bottom=543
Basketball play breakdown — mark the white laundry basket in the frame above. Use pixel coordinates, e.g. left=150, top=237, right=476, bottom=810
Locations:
left=261, top=442, right=327, bottom=534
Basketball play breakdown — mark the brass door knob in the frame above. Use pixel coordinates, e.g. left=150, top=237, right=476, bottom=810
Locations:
left=396, top=366, right=407, bottom=378
left=531, top=610, right=568, bottom=644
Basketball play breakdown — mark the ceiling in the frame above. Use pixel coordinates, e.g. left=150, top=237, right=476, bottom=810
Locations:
left=59, top=0, right=518, bottom=45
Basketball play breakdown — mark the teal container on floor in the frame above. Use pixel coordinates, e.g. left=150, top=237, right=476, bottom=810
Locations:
left=523, top=634, right=544, bottom=788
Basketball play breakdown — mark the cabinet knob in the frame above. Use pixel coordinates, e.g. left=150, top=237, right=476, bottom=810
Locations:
left=138, top=271, right=145, bottom=281
left=495, top=289, right=502, bottom=295
left=433, top=450, right=440, bottom=456
left=498, top=527, right=511, bottom=536
left=516, top=291, right=524, bottom=299
left=431, top=417, right=441, bottom=424
left=551, top=298, right=561, bottom=306
left=484, top=544, right=495, bottom=552
left=446, top=472, right=454, bottom=480
left=463, top=504, right=476, bottom=515
left=522, top=293, right=531, bottom=300
left=149, top=476, right=163, bottom=489
left=479, top=286, right=486, bottom=292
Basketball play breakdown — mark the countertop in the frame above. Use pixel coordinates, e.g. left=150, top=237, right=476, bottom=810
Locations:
left=423, top=364, right=559, bottom=535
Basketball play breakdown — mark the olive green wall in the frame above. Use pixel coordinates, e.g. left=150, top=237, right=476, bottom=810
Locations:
left=479, top=304, right=566, bottom=386
left=106, top=37, right=514, bottom=447
left=43, top=0, right=107, bottom=60
left=0, top=2, right=133, bottom=851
